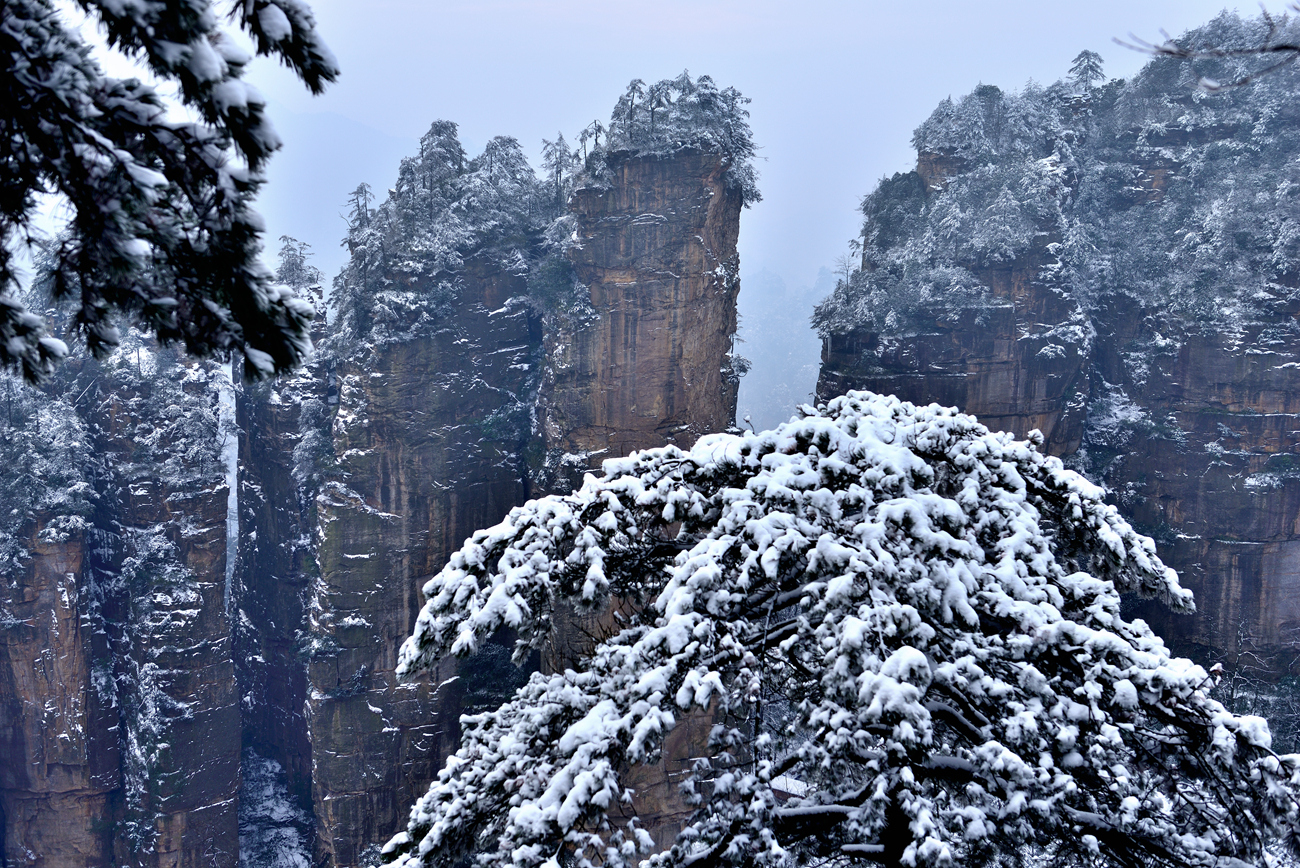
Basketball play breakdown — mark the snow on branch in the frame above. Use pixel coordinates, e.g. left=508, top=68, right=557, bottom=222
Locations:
left=0, top=0, right=338, bottom=382
left=382, top=391, right=1300, bottom=868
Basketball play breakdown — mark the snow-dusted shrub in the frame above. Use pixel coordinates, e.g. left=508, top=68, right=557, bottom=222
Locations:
left=381, top=391, right=1300, bottom=868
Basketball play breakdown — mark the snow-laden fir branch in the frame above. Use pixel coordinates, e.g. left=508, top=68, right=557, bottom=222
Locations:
left=380, top=391, right=1300, bottom=868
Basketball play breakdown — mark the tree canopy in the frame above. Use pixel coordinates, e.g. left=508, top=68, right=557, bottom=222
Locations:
left=329, top=121, right=550, bottom=350
left=1, top=0, right=338, bottom=382
left=1069, top=50, right=1105, bottom=91
left=597, top=71, right=760, bottom=206
left=379, top=391, right=1300, bottom=868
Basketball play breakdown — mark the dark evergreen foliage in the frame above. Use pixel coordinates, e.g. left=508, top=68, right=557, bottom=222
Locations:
left=1070, top=50, right=1105, bottom=92
left=0, top=0, right=338, bottom=383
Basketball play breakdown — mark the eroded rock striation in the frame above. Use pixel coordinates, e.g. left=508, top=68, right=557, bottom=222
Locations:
left=538, top=149, right=743, bottom=489
left=299, top=140, right=745, bottom=867
left=1, top=352, right=240, bottom=868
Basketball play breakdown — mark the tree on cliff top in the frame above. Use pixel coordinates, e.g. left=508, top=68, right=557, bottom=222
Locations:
left=1069, top=50, right=1105, bottom=91
left=599, top=71, right=761, bottom=206
left=380, top=390, right=1300, bottom=868
left=1, top=0, right=338, bottom=383
left=329, top=122, right=548, bottom=350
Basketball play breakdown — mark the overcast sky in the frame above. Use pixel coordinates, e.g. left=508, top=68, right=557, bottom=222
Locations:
left=244, top=0, right=1243, bottom=292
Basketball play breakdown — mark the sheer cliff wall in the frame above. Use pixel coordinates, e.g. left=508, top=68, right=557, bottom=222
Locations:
left=1, top=360, right=240, bottom=868
left=270, top=148, right=742, bottom=867
left=0, top=524, right=114, bottom=868
left=538, top=150, right=742, bottom=485
left=305, top=263, right=542, bottom=868
left=0, top=147, right=742, bottom=868
left=817, top=128, right=1300, bottom=671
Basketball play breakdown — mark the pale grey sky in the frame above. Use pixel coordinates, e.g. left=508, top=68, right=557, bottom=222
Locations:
left=247, top=0, right=1242, bottom=291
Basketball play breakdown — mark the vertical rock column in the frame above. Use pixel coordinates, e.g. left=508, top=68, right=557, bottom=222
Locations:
left=537, top=149, right=745, bottom=847
left=97, top=370, right=242, bottom=868
left=303, top=149, right=745, bottom=866
left=235, top=361, right=329, bottom=812
left=2, top=360, right=241, bottom=868
left=538, top=149, right=744, bottom=486
left=307, top=267, right=542, bottom=868
left=0, top=526, right=117, bottom=868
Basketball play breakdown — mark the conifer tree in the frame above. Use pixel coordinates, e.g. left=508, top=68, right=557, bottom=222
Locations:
left=1069, top=50, right=1105, bottom=91
left=381, top=392, right=1300, bottom=868
left=0, top=0, right=339, bottom=382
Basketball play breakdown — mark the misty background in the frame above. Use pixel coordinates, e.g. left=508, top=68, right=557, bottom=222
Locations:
left=99, top=0, right=1256, bottom=425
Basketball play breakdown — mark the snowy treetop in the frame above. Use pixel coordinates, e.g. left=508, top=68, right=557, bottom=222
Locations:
left=381, top=392, right=1300, bottom=868
left=817, top=11, right=1300, bottom=343
left=330, top=123, right=548, bottom=347
left=332, top=72, right=759, bottom=351
left=584, top=72, right=760, bottom=206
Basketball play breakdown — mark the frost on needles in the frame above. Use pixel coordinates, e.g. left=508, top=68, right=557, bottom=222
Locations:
left=380, top=391, right=1300, bottom=868
left=0, top=0, right=338, bottom=382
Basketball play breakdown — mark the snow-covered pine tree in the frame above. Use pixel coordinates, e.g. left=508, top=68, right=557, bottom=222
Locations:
left=1069, top=50, right=1105, bottom=91
left=276, top=236, right=323, bottom=294
left=275, top=235, right=325, bottom=318
left=540, top=134, right=578, bottom=209
left=0, top=0, right=338, bottom=383
left=380, top=391, right=1300, bottom=868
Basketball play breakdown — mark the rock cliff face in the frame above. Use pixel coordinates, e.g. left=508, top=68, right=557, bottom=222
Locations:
left=1, top=355, right=240, bottom=868
left=815, top=32, right=1300, bottom=671
left=0, top=525, right=114, bottom=868
left=1, top=87, right=748, bottom=866
left=818, top=251, right=1089, bottom=458
left=821, top=245, right=1300, bottom=667
left=100, top=372, right=241, bottom=868
left=305, top=262, right=541, bottom=868
left=298, top=148, right=743, bottom=866
left=538, top=150, right=742, bottom=487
